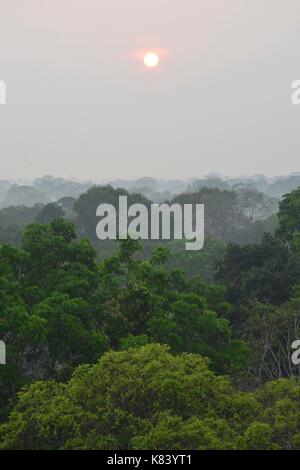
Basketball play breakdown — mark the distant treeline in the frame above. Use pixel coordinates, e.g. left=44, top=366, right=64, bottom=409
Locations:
left=0, top=182, right=277, bottom=243
left=2, top=173, right=300, bottom=208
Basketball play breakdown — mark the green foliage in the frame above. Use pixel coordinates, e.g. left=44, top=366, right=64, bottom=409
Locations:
left=0, top=204, right=42, bottom=245
left=1, top=345, right=299, bottom=450
left=98, top=238, right=248, bottom=374
left=0, top=219, right=249, bottom=423
left=277, top=187, right=300, bottom=242
left=165, top=238, right=226, bottom=281
left=35, top=203, right=65, bottom=225
left=241, top=297, right=300, bottom=384
left=170, top=187, right=277, bottom=245
left=216, top=234, right=300, bottom=307
left=0, top=220, right=110, bottom=419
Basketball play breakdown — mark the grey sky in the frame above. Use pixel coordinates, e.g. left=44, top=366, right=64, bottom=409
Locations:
left=1, top=0, right=300, bottom=180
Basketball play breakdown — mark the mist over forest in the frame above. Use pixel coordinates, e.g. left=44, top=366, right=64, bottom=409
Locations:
left=0, top=172, right=281, bottom=273
left=1, top=171, right=300, bottom=450
left=2, top=173, right=300, bottom=208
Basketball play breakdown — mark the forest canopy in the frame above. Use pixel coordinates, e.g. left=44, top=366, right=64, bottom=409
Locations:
left=0, top=182, right=299, bottom=449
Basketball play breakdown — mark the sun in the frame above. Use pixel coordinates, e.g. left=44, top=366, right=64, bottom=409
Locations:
left=144, top=52, right=159, bottom=69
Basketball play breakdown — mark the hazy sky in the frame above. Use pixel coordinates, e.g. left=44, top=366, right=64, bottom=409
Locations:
left=1, top=0, right=300, bottom=180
